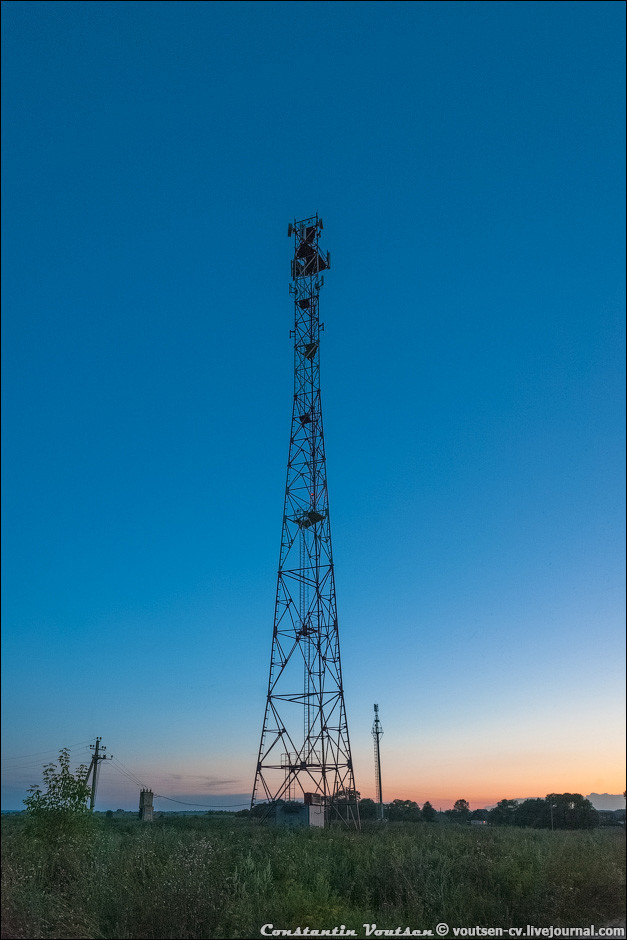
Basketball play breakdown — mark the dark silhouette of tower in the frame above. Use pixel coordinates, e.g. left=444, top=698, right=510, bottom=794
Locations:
left=251, top=216, right=359, bottom=827
left=372, top=704, right=384, bottom=821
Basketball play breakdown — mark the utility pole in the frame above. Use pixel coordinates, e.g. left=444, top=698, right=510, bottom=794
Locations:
left=85, top=737, right=112, bottom=811
left=372, top=704, right=384, bottom=821
left=252, top=216, right=359, bottom=827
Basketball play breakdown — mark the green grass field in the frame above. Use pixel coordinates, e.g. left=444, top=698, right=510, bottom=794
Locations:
left=1, top=815, right=625, bottom=939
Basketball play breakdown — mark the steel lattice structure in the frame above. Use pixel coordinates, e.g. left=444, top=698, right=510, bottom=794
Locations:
left=251, top=216, right=359, bottom=827
left=372, top=704, right=384, bottom=821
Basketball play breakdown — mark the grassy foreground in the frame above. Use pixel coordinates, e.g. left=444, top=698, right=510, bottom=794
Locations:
left=1, top=814, right=625, bottom=939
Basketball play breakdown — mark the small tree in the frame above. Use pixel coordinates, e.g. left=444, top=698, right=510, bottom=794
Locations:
left=514, top=798, right=548, bottom=828
left=422, top=800, right=437, bottom=822
left=24, top=748, right=91, bottom=836
left=544, top=793, right=599, bottom=830
left=358, top=797, right=377, bottom=820
left=452, top=799, right=471, bottom=823
left=488, top=799, right=518, bottom=826
left=387, top=799, right=422, bottom=822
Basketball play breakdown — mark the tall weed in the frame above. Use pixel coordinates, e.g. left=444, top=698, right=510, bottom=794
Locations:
left=2, top=815, right=624, bottom=939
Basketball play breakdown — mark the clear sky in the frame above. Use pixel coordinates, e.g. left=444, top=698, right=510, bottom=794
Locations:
left=1, top=0, right=625, bottom=812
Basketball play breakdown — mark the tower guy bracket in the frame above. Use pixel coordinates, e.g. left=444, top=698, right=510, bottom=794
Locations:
left=251, top=216, right=359, bottom=828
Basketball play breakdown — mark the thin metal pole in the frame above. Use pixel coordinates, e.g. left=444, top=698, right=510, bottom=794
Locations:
left=372, top=704, right=384, bottom=821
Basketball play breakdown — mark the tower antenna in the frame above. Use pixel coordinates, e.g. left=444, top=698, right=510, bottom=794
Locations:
left=372, top=704, right=384, bottom=821
left=251, top=216, right=359, bottom=827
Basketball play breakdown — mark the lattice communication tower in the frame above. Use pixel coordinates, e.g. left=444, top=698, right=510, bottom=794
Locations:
left=372, top=703, right=384, bottom=821
left=251, top=216, right=359, bottom=827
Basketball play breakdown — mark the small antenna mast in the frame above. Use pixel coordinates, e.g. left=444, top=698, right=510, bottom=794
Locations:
left=372, top=704, right=384, bottom=821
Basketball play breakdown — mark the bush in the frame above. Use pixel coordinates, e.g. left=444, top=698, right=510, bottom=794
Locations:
left=24, top=748, right=92, bottom=841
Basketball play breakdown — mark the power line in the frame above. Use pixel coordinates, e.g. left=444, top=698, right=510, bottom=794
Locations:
left=3, top=758, right=76, bottom=770
left=1, top=740, right=95, bottom=762
left=105, top=761, right=250, bottom=809
left=6, top=745, right=253, bottom=812
left=153, top=794, right=251, bottom=808
left=106, top=760, right=143, bottom=789
left=109, top=756, right=149, bottom=790
left=112, top=756, right=146, bottom=786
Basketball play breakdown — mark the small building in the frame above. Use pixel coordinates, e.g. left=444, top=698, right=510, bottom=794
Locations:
left=275, top=793, right=325, bottom=828
left=139, top=789, right=154, bottom=822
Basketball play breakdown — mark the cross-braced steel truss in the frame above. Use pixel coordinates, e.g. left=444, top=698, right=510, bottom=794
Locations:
left=252, top=216, right=359, bottom=827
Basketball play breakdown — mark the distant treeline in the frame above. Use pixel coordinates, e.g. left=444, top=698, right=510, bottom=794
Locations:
left=364, top=794, right=623, bottom=828
left=237, top=792, right=625, bottom=828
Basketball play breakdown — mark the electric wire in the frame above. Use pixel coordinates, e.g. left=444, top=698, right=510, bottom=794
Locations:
left=2, top=759, right=71, bottom=772
left=1, top=740, right=95, bottom=762
left=1, top=745, right=96, bottom=784
left=110, top=756, right=149, bottom=790
left=108, top=759, right=252, bottom=808
left=110, top=766, right=143, bottom=789
left=4, top=741, right=255, bottom=811
left=108, top=759, right=147, bottom=790
left=152, top=794, right=252, bottom=808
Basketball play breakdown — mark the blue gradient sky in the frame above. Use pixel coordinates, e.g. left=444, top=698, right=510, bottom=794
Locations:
left=2, top=0, right=625, bottom=811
